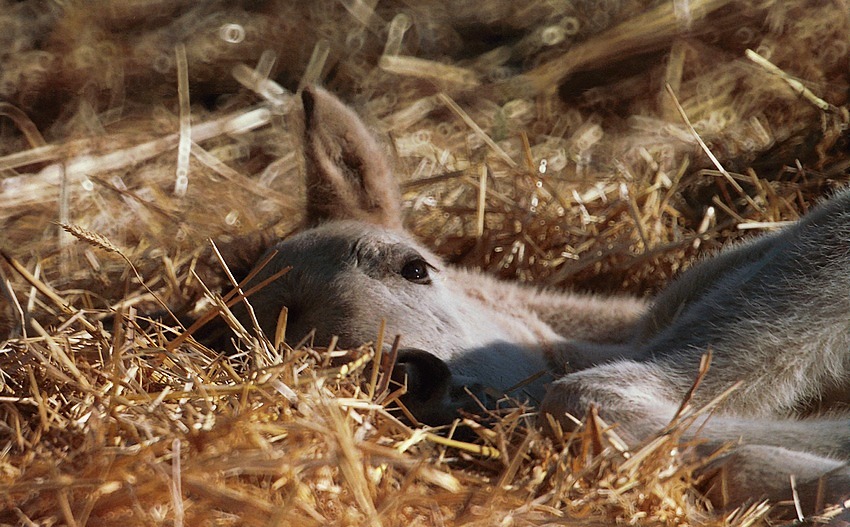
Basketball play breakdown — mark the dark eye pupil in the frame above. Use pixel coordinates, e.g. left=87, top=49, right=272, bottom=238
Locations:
left=401, top=258, right=429, bottom=282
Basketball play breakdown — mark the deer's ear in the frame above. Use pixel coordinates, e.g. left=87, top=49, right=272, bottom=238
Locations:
left=301, top=86, right=402, bottom=229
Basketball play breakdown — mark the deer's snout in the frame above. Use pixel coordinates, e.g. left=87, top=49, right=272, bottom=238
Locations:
left=393, top=348, right=452, bottom=408
left=392, top=348, right=491, bottom=426
left=392, top=348, right=453, bottom=425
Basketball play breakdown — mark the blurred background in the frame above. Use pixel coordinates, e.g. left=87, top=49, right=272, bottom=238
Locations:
left=0, top=0, right=848, bottom=320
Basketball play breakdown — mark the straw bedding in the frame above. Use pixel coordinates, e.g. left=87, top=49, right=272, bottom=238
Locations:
left=0, top=1, right=848, bottom=525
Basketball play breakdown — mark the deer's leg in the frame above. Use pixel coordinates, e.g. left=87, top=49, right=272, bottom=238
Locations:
left=541, top=360, right=850, bottom=510
left=540, top=360, right=680, bottom=443
left=543, top=359, right=850, bottom=454
left=700, top=444, right=850, bottom=515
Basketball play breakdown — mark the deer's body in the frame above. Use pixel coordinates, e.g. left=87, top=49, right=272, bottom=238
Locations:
left=239, top=86, right=850, bottom=514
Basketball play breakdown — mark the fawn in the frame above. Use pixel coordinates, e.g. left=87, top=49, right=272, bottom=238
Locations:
left=236, top=86, right=850, bottom=514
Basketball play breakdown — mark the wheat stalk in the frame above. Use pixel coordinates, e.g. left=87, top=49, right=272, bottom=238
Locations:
left=58, top=223, right=181, bottom=328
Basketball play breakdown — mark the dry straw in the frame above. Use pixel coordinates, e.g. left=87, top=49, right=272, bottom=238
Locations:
left=0, top=1, right=848, bottom=525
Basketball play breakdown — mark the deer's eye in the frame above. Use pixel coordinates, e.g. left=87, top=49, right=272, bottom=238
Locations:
left=400, top=257, right=431, bottom=284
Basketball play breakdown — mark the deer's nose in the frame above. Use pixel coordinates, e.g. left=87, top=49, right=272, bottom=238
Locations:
left=391, top=348, right=496, bottom=426
left=392, top=348, right=452, bottom=405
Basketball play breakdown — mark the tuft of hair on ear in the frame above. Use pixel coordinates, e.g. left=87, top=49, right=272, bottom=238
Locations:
left=300, top=86, right=403, bottom=230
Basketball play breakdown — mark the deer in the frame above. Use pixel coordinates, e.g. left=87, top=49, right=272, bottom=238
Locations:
left=234, top=85, right=850, bottom=515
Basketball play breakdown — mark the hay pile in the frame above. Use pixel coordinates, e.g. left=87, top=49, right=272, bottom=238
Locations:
left=1, top=0, right=848, bottom=525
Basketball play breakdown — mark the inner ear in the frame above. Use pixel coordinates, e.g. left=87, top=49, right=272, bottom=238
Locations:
left=301, top=88, right=317, bottom=130
left=301, top=86, right=403, bottom=230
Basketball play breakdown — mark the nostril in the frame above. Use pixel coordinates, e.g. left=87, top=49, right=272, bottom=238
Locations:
left=450, top=381, right=489, bottom=408
left=276, top=304, right=304, bottom=343
left=283, top=305, right=299, bottom=326
left=393, top=348, right=451, bottom=403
